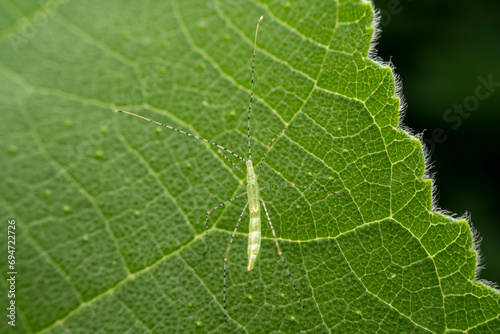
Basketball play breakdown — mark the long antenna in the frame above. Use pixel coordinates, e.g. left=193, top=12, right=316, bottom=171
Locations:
left=115, top=110, right=247, bottom=162
left=247, top=15, right=263, bottom=162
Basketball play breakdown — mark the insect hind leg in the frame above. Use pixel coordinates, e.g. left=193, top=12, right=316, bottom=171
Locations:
left=260, top=199, right=315, bottom=333
left=223, top=202, right=248, bottom=333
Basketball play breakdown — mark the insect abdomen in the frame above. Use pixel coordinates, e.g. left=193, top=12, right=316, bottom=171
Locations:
left=247, top=209, right=261, bottom=271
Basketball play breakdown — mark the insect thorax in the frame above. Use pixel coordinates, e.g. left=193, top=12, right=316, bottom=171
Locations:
left=246, top=160, right=259, bottom=213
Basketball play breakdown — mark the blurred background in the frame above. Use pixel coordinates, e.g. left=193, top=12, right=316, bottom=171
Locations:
left=372, top=0, right=500, bottom=284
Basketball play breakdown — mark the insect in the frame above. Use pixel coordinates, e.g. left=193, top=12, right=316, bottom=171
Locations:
left=116, top=16, right=342, bottom=332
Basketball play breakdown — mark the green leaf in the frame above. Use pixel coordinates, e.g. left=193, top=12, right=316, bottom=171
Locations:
left=1, top=0, right=499, bottom=333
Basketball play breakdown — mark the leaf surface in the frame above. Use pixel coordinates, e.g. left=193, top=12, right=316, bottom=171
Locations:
left=0, top=0, right=499, bottom=333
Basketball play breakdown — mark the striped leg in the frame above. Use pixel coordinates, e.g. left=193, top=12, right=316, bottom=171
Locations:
left=260, top=200, right=315, bottom=332
left=218, top=149, right=245, bottom=175
left=224, top=202, right=249, bottom=333
left=205, top=192, right=247, bottom=254
left=257, top=123, right=290, bottom=177
left=115, top=110, right=246, bottom=162
left=261, top=183, right=344, bottom=195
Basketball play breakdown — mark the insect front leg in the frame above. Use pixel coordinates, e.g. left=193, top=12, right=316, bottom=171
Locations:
left=257, top=123, right=290, bottom=177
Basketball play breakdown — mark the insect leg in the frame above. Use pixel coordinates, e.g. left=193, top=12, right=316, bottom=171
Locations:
left=260, top=199, right=315, bottom=332
left=256, top=123, right=290, bottom=177
left=261, top=183, right=345, bottom=195
left=205, top=192, right=247, bottom=254
left=218, top=149, right=245, bottom=175
left=115, top=110, right=247, bottom=162
left=223, top=202, right=249, bottom=333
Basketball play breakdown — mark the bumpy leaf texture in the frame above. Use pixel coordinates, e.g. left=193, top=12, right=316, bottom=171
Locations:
left=0, top=0, right=499, bottom=333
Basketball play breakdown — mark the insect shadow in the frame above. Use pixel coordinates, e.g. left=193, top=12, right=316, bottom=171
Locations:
left=116, top=16, right=343, bottom=333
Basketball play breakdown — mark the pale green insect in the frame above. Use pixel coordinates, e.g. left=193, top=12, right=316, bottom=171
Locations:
left=246, top=159, right=261, bottom=270
left=116, top=16, right=341, bottom=332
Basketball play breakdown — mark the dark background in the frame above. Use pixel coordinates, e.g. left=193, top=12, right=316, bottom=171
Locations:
left=371, top=0, right=500, bottom=284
